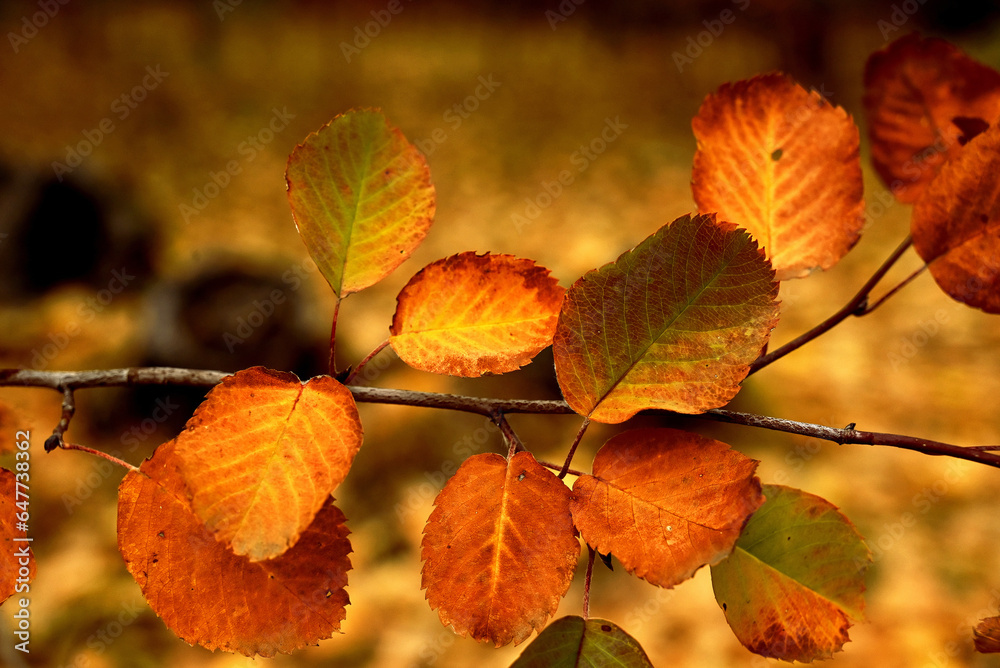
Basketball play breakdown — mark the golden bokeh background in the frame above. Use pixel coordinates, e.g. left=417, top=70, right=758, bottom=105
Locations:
left=1, top=1, right=1000, bottom=666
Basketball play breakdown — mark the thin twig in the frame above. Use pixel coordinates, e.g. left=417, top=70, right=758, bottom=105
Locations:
left=3, top=367, right=1000, bottom=469
left=328, top=298, right=341, bottom=376
left=583, top=546, right=596, bottom=620
left=343, top=339, right=390, bottom=385
left=494, top=412, right=525, bottom=457
left=861, top=263, right=928, bottom=314
left=61, top=442, right=137, bottom=471
left=559, top=418, right=591, bottom=479
left=749, top=235, right=914, bottom=375
left=44, top=385, right=76, bottom=452
left=537, top=459, right=586, bottom=478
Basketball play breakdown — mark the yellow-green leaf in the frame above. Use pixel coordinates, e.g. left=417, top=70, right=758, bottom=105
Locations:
left=286, top=108, right=435, bottom=298
left=711, top=485, right=870, bottom=662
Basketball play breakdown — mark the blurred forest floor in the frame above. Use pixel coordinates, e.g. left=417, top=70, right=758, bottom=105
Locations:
left=1, top=1, right=1000, bottom=666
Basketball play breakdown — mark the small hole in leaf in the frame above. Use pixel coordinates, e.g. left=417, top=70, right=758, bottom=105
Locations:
left=601, top=624, right=612, bottom=632
left=722, top=603, right=727, bottom=611
left=518, top=471, right=526, bottom=481
left=157, top=531, right=165, bottom=538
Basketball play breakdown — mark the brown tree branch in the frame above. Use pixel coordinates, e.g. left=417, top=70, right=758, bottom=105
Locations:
left=748, top=235, right=914, bottom=375
left=2, top=366, right=999, bottom=469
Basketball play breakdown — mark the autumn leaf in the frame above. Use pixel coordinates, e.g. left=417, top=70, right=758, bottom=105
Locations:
left=421, top=451, right=580, bottom=647
left=509, top=616, right=653, bottom=668
left=117, top=441, right=352, bottom=657
left=711, top=485, right=870, bottom=662
left=389, top=252, right=565, bottom=376
left=174, top=367, right=363, bottom=561
left=863, top=33, right=1000, bottom=203
left=286, top=108, right=435, bottom=299
left=553, top=213, right=779, bottom=423
left=0, top=468, right=34, bottom=605
left=691, top=72, right=864, bottom=280
left=570, top=429, right=763, bottom=589
left=974, top=616, right=1000, bottom=653
left=911, top=121, right=1000, bottom=313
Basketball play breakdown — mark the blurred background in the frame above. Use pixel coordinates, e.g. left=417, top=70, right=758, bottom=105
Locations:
left=1, top=0, right=1000, bottom=666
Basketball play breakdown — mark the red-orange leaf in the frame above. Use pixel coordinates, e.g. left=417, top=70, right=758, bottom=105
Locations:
left=117, top=442, right=352, bottom=657
left=0, top=468, right=34, bottom=605
left=692, top=72, right=864, bottom=279
left=569, top=429, right=763, bottom=589
left=390, top=252, right=565, bottom=376
left=863, top=33, right=1000, bottom=203
left=974, top=616, right=1000, bottom=653
left=911, top=121, right=1000, bottom=313
left=421, top=451, right=580, bottom=647
left=553, top=214, right=779, bottom=423
left=286, top=108, right=436, bottom=298
left=174, top=367, right=363, bottom=561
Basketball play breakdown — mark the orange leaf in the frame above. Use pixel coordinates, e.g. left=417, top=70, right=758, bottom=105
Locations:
left=286, top=108, right=436, bottom=298
left=974, top=616, right=1000, bottom=653
left=421, top=451, right=580, bottom=647
left=863, top=33, right=1000, bottom=203
left=117, top=442, right=352, bottom=657
left=911, top=121, right=1000, bottom=313
left=553, top=214, right=779, bottom=423
left=569, top=429, right=763, bottom=589
left=692, top=72, right=864, bottom=280
left=390, top=252, right=565, bottom=376
left=174, top=367, right=363, bottom=561
left=0, top=468, right=35, bottom=605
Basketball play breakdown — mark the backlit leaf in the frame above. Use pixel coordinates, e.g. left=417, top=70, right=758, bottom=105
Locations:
left=117, top=442, right=352, bottom=657
left=421, top=451, right=580, bottom=647
left=553, top=213, right=779, bottom=423
left=0, top=468, right=34, bottom=605
left=863, top=33, right=1000, bottom=203
left=911, top=121, right=1000, bottom=313
left=509, top=616, right=653, bottom=668
left=692, top=72, right=864, bottom=279
left=570, top=429, right=763, bottom=589
left=974, top=616, right=1000, bottom=653
left=286, top=108, right=435, bottom=298
left=390, top=252, right=565, bottom=376
left=711, top=484, right=870, bottom=662
left=174, top=367, right=363, bottom=561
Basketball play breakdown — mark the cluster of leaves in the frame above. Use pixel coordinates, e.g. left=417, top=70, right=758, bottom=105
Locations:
left=3, top=32, right=1000, bottom=665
